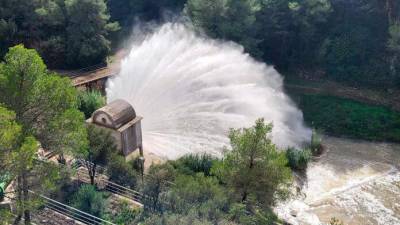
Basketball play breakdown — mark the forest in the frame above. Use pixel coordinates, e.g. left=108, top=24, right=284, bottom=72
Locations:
left=1, top=1, right=400, bottom=225
left=0, top=0, right=399, bottom=88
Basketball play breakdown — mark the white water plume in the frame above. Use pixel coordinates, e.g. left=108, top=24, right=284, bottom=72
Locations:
left=106, top=23, right=311, bottom=159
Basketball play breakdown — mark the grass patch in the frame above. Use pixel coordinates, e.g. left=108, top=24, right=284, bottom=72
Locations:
left=294, top=94, right=400, bottom=142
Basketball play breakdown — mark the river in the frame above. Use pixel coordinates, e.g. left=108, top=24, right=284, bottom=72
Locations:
left=276, top=136, right=400, bottom=225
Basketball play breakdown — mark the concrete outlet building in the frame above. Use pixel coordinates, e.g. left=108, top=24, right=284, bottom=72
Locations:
left=87, top=99, right=143, bottom=160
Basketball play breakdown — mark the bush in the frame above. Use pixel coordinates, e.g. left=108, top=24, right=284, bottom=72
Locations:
left=142, top=164, right=176, bottom=214
left=286, top=148, right=312, bottom=171
left=107, top=154, right=138, bottom=189
left=228, top=203, right=279, bottom=225
left=171, top=154, right=218, bottom=176
left=78, top=90, right=106, bottom=119
left=70, top=184, right=107, bottom=218
left=329, top=217, right=345, bottom=225
left=165, top=174, right=229, bottom=216
left=105, top=201, right=140, bottom=225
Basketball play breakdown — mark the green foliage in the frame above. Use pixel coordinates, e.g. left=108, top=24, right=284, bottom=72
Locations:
left=183, top=0, right=398, bottom=87
left=46, top=109, right=89, bottom=161
left=170, top=154, right=217, bottom=176
left=297, top=94, right=400, bottom=142
left=0, top=106, right=21, bottom=169
left=0, top=108, right=60, bottom=223
left=0, top=0, right=118, bottom=68
left=286, top=148, right=312, bottom=171
left=0, top=45, right=88, bottom=158
left=78, top=90, right=106, bottom=119
left=184, top=0, right=260, bottom=55
left=65, top=0, right=120, bottom=67
left=107, top=154, right=138, bottom=189
left=228, top=203, right=279, bottom=225
left=107, top=0, right=186, bottom=28
left=0, top=46, right=79, bottom=223
left=83, top=125, right=117, bottom=184
left=0, top=207, right=13, bottom=225
left=105, top=201, right=140, bottom=225
left=212, top=119, right=292, bottom=208
left=71, top=184, right=107, bottom=218
left=0, top=0, right=399, bottom=86
left=86, top=125, right=116, bottom=163
left=142, top=163, right=175, bottom=214
left=137, top=121, right=294, bottom=224
left=165, top=174, right=230, bottom=218
left=49, top=167, right=77, bottom=203
left=142, top=213, right=215, bottom=225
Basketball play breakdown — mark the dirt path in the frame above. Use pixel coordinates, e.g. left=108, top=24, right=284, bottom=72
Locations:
left=285, top=79, right=400, bottom=112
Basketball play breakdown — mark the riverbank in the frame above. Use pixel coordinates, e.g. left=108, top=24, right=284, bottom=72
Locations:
left=285, top=76, right=400, bottom=112
left=285, top=77, right=400, bottom=143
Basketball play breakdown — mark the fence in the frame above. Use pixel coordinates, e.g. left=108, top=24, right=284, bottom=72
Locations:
left=30, top=191, right=116, bottom=225
left=73, top=159, right=143, bottom=204
left=55, top=63, right=108, bottom=78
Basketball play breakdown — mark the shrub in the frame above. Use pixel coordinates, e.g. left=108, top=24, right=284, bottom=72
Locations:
left=142, top=164, right=176, bottom=214
left=107, top=154, right=138, bottom=188
left=286, top=148, right=312, bottom=171
left=329, top=217, right=344, bottom=225
left=228, top=203, right=279, bottom=225
left=70, top=184, right=107, bottom=218
left=171, top=154, right=218, bottom=176
left=78, top=90, right=106, bottom=119
left=105, top=201, right=140, bottom=224
left=165, top=174, right=229, bottom=216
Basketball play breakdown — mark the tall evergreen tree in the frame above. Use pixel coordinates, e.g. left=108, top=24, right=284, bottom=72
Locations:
left=0, top=45, right=88, bottom=162
left=0, top=106, right=60, bottom=224
left=212, top=119, right=292, bottom=209
left=64, top=0, right=119, bottom=67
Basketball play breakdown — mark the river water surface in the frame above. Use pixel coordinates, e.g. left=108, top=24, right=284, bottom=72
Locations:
left=276, top=136, right=400, bottom=225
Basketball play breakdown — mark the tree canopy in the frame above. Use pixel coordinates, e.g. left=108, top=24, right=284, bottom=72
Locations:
left=213, top=118, right=292, bottom=208
left=0, top=0, right=118, bottom=68
left=0, top=45, right=88, bottom=160
left=0, top=106, right=61, bottom=224
left=82, top=125, right=117, bottom=185
left=1, top=0, right=399, bottom=87
left=184, top=0, right=399, bottom=87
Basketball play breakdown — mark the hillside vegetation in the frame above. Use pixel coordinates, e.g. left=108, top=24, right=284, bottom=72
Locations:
left=0, top=0, right=399, bottom=89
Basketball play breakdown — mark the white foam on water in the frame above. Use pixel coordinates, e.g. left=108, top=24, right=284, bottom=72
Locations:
left=275, top=137, right=400, bottom=225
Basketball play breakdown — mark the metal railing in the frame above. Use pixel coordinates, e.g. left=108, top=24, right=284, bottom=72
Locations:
left=102, top=179, right=143, bottom=203
left=30, top=191, right=116, bottom=225
left=54, top=63, right=108, bottom=78
left=73, top=159, right=143, bottom=203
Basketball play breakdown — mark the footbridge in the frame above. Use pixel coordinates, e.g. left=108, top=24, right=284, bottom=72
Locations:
left=56, top=63, right=117, bottom=92
left=56, top=50, right=128, bottom=91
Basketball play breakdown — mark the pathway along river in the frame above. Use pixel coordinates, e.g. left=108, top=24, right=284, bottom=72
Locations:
left=276, top=136, right=400, bottom=225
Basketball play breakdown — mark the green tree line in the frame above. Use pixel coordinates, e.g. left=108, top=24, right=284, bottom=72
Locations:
left=184, top=0, right=400, bottom=87
left=1, top=0, right=399, bottom=87
left=0, top=45, right=88, bottom=224
left=0, top=0, right=119, bottom=68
